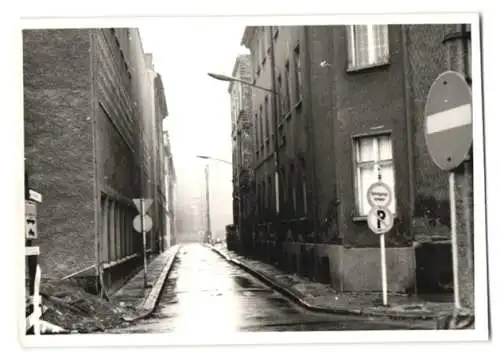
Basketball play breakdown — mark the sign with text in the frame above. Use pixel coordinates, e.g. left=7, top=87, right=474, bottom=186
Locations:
left=366, top=181, right=393, bottom=208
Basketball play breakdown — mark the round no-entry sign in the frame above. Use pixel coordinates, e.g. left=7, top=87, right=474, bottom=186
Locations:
left=424, top=71, right=472, bottom=171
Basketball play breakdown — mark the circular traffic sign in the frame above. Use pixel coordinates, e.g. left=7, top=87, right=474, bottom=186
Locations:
left=367, top=206, right=394, bottom=234
left=133, top=214, right=153, bottom=233
left=366, top=181, right=393, bottom=208
left=424, top=71, right=472, bottom=171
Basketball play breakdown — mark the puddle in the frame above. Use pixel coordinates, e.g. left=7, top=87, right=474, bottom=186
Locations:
left=233, top=275, right=256, bottom=289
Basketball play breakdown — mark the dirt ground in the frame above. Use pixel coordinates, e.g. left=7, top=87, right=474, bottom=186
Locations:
left=35, top=279, right=142, bottom=334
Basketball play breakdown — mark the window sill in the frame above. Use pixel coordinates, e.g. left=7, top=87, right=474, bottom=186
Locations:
left=346, top=60, right=390, bottom=73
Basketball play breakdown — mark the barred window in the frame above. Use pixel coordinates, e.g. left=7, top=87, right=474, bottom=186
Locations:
left=347, top=25, right=389, bottom=69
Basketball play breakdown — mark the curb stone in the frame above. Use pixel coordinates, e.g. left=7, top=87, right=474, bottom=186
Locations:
left=122, top=245, right=181, bottom=323
left=207, top=245, right=441, bottom=324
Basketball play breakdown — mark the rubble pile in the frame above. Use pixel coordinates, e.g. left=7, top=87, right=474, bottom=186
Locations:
left=38, top=279, right=141, bottom=334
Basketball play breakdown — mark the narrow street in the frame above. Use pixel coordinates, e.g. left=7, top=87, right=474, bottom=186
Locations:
left=109, top=243, right=433, bottom=334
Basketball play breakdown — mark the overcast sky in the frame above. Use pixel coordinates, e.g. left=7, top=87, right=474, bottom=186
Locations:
left=138, top=18, right=249, bottom=237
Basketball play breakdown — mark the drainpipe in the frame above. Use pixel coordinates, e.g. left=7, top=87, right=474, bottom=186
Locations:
left=269, top=26, right=282, bottom=264
left=303, top=26, right=320, bottom=241
left=401, top=25, right=416, bottom=238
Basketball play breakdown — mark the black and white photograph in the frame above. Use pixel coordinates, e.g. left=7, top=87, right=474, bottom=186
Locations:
left=15, top=9, right=489, bottom=349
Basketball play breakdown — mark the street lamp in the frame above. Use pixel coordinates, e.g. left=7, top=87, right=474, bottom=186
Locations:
left=209, top=61, right=284, bottom=264
left=207, top=72, right=281, bottom=216
left=196, top=154, right=232, bottom=245
left=208, top=72, right=279, bottom=95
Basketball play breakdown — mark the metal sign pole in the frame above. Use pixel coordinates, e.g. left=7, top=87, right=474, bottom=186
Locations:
left=380, top=233, right=388, bottom=306
left=376, top=165, right=388, bottom=306
left=141, top=198, right=148, bottom=288
left=449, top=172, right=461, bottom=309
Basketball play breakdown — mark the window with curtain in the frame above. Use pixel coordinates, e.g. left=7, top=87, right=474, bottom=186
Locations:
left=347, top=25, right=389, bottom=69
left=354, top=134, right=396, bottom=217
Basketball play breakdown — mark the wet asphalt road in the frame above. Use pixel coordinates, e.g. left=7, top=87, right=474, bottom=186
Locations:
left=110, top=243, right=432, bottom=334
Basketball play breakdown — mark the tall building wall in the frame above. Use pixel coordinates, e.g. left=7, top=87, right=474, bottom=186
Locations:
left=23, top=29, right=96, bottom=279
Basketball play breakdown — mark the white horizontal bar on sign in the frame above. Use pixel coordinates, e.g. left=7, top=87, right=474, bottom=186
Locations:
left=426, top=104, right=472, bottom=134
left=25, top=246, right=40, bottom=256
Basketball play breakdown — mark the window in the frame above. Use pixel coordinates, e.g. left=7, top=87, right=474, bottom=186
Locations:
left=274, top=171, right=280, bottom=213
left=290, top=164, right=296, bottom=214
left=280, top=168, right=287, bottom=204
left=264, top=96, right=269, bottom=147
left=108, top=201, right=116, bottom=261
left=267, top=175, right=274, bottom=215
left=299, top=159, right=308, bottom=215
left=263, top=179, right=268, bottom=213
left=257, top=183, right=261, bottom=216
left=259, top=105, right=264, bottom=153
left=261, top=28, right=267, bottom=65
left=253, top=52, right=260, bottom=79
left=294, top=45, right=302, bottom=103
left=278, top=124, right=285, bottom=147
left=277, top=74, right=282, bottom=120
left=354, top=134, right=395, bottom=217
left=261, top=182, right=265, bottom=216
left=255, top=114, right=260, bottom=158
left=237, top=83, right=244, bottom=112
left=284, top=61, right=291, bottom=115
left=347, top=25, right=389, bottom=69
left=100, top=196, right=109, bottom=262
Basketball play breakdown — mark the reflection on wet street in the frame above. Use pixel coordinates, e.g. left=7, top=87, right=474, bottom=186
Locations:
left=110, top=243, right=430, bottom=334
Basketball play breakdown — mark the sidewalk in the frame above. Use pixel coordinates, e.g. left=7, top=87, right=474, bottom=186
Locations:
left=208, top=244, right=456, bottom=323
left=111, top=244, right=180, bottom=321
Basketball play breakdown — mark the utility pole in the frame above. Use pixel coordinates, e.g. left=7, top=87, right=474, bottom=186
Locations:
left=204, top=163, right=212, bottom=244
left=442, top=24, right=473, bottom=310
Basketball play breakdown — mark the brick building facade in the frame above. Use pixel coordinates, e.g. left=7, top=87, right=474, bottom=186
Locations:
left=228, top=54, right=254, bottom=252
left=23, top=28, right=169, bottom=294
left=241, top=24, right=471, bottom=293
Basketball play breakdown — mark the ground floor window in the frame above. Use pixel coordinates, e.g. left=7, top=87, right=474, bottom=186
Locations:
left=100, top=195, right=136, bottom=264
left=354, top=134, right=396, bottom=217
